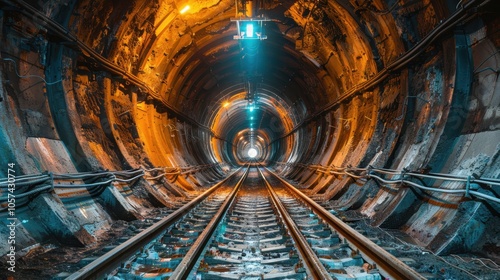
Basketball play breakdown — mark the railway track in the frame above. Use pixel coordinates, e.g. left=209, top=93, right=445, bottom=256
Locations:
left=260, top=168, right=424, bottom=280
left=65, top=167, right=247, bottom=279
left=66, top=166, right=425, bottom=279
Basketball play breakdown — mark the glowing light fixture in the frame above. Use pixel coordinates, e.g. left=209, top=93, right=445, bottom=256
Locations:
left=180, top=5, right=190, bottom=14
left=246, top=23, right=254, bottom=38
left=223, top=101, right=230, bottom=108
left=248, top=148, right=258, bottom=158
left=232, top=18, right=270, bottom=40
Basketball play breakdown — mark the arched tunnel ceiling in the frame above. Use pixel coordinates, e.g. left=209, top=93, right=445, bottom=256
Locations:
left=1, top=0, right=500, bottom=277
left=0, top=0, right=498, bottom=177
left=154, top=0, right=331, bottom=139
left=85, top=0, right=387, bottom=163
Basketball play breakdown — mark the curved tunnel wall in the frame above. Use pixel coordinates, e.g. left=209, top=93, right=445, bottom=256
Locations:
left=0, top=0, right=499, bottom=260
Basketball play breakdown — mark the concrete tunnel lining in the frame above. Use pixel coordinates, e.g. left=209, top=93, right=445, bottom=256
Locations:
left=0, top=0, right=499, bottom=278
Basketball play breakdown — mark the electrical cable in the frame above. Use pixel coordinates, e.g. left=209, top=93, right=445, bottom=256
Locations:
left=2, top=58, right=62, bottom=85
left=344, top=170, right=367, bottom=180
left=112, top=169, right=144, bottom=176
left=145, top=173, right=167, bottom=180
left=55, top=176, right=116, bottom=188
left=451, top=254, right=500, bottom=271
left=8, top=185, right=54, bottom=199
left=54, top=171, right=111, bottom=179
left=468, top=191, right=500, bottom=204
left=0, top=164, right=223, bottom=210
left=0, top=176, right=51, bottom=188
left=278, top=162, right=500, bottom=204
left=3, top=162, right=494, bottom=205
left=0, top=174, right=50, bottom=186
left=113, top=173, right=145, bottom=183
left=144, top=167, right=171, bottom=172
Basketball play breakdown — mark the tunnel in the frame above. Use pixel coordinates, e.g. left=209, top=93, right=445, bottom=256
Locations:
left=0, top=0, right=499, bottom=278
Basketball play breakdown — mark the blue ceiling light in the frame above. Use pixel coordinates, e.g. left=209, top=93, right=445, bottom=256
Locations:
left=246, top=23, right=254, bottom=38
left=232, top=18, right=270, bottom=40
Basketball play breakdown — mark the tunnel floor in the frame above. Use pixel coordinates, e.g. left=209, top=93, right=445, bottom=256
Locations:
left=2, top=169, right=499, bottom=280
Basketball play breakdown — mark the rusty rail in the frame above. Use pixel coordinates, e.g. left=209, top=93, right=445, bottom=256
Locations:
left=169, top=166, right=249, bottom=279
left=258, top=168, right=334, bottom=280
left=65, top=168, right=243, bottom=280
left=265, top=168, right=426, bottom=280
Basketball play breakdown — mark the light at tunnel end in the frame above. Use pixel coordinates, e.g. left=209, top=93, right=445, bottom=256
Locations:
left=248, top=148, right=258, bottom=158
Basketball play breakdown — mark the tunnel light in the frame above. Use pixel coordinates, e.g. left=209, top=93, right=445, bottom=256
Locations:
left=249, top=106, right=254, bottom=112
left=223, top=101, right=230, bottom=108
left=248, top=148, right=258, bottom=158
left=246, top=23, right=254, bottom=38
left=180, top=5, right=190, bottom=14
left=232, top=18, right=270, bottom=40
left=250, top=117, right=254, bottom=120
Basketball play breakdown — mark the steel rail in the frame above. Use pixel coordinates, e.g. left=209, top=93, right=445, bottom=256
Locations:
left=1, top=0, right=228, bottom=142
left=257, top=168, right=334, bottom=280
left=265, top=168, right=426, bottom=280
left=169, top=165, right=250, bottom=279
left=65, top=168, right=242, bottom=280
left=271, top=0, right=490, bottom=144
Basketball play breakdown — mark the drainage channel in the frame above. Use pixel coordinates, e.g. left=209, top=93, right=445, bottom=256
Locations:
left=262, top=168, right=426, bottom=280
left=65, top=167, right=248, bottom=280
